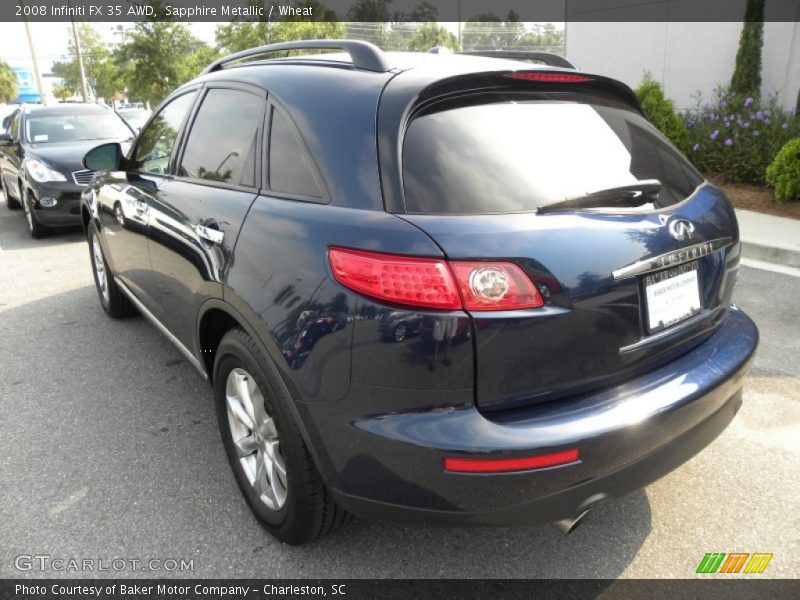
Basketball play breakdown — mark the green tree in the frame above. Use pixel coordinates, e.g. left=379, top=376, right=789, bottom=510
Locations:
left=518, top=23, right=565, bottom=52
left=462, top=12, right=526, bottom=50
left=116, top=22, right=214, bottom=105
left=52, top=83, right=73, bottom=102
left=216, top=2, right=344, bottom=54
left=347, top=0, right=391, bottom=21
left=0, top=61, right=17, bottom=103
left=393, top=1, right=437, bottom=21
left=408, top=23, right=459, bottom=52
left=217, top=21, right=346, bottom=54
left=52, top=24, right=121, bottom=101
left=730, top=0, right=765, bottom=98
left=635, top=72, right=691, bottom=155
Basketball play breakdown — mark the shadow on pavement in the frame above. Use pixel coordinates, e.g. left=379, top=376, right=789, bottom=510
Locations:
left=0, top=196, right=85, bottom=252
left=0, top=285, right=652, bottom=579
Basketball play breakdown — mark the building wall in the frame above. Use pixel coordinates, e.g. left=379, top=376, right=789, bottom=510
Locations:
left=566, top=21, right=800, bottom=112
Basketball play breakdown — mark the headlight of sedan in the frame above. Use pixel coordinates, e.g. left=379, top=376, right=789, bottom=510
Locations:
left=26, top=159, right=67, bottom=183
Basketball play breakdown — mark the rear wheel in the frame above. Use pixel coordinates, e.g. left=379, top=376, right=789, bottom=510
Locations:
left=214, top=328, right=349, bottom=545
left=22, top=188, right=49, bottom=238
left=87, top=222, right=136, bottom=318
left=1, top=172, right=20, bottom=209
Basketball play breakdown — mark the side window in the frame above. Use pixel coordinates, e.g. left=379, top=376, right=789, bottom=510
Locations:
left=268, top=107, right=323, bottom=199
left=178, top=88, right=264, bottom=186
left=132, top=91, right=197, bottom=175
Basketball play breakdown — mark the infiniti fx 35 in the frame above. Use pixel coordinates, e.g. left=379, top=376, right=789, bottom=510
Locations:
left=79, top=41, right=758, bottom=544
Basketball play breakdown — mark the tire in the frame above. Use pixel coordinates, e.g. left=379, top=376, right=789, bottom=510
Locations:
left=214, top=328, right=350, bottom=545
left=87, top=221, right=137, bottom=318
left=22, top=187, right=50, bottom=238
left=393, top=322, right=408, bottom=343
left=1, top=172, right=20, bottom=209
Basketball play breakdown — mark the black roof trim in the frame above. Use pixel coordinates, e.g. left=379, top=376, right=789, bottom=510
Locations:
left=203, top=40, right=390, bottom=74
left=457, top=51, right=577, bottom=70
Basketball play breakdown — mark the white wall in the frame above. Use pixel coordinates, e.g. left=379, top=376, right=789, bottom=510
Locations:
left=566, top=21, right=800, bottom=112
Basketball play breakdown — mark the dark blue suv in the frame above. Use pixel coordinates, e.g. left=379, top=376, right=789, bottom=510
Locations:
left=80, top=41, right=758, bottom=544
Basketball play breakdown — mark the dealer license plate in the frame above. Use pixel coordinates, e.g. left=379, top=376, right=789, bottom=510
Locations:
left=643, top=262, right=702, bottom=333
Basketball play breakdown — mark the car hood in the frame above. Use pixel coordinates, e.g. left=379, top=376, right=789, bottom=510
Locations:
left=27, top=139, right=133, bottom=176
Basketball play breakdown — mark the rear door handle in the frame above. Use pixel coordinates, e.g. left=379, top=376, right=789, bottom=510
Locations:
left=196, top=223, right=224, bottom=244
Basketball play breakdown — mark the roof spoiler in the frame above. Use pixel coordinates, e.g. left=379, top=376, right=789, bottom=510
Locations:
left=202, top=40, right=390, bottom=74
left=457, top=51, right=577, bottom=70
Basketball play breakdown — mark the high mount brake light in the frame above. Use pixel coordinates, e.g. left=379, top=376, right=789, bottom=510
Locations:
left=328, top=248, right=544, bottom=311
left=444, top=448, right=580, bottom=474
left=505, top=72, right=592, bottom=83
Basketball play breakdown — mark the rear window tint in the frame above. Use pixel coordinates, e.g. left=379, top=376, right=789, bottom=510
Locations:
left=402, top=100, right=703, bottom=214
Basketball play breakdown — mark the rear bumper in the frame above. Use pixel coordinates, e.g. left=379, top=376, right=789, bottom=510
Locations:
left=308, top=307, right=757, bottom=525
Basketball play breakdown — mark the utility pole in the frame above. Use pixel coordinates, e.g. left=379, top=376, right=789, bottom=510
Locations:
left=21, top=2, right=46, bottom=104
left=457, top=0, right=462, bottom=50
left=69, top=0, right=89, bottom=102
left=71, top=19, right=89, bottom=102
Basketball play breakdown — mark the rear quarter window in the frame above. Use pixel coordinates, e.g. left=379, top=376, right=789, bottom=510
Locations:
left=402, top=99, right=703, bottom=214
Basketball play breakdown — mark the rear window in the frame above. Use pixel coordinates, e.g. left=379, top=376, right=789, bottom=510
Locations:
left=402, top=100, right=703, bottom=214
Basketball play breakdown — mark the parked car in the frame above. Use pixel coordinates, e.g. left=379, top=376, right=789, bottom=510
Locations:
left=79, top=41, right=758, bottom=545
left=379, top=309, right=423, bottom=342
left=0, top=103, right=134, bottom=237
left=117, top=107, right=152, bottom=132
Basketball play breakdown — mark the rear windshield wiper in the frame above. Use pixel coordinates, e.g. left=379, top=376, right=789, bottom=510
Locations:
left=537, top=179, right=662, bottom=214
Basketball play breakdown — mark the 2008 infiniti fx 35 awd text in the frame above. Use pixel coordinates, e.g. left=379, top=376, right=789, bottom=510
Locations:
left=79, top=41, right=758, bottom=545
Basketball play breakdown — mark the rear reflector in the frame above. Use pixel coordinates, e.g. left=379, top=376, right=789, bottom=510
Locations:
left=505, top=72, right=592, bottom=83
left=328, top=247, right=544, bottom=311
left=444, top=449, right=580, bottom=474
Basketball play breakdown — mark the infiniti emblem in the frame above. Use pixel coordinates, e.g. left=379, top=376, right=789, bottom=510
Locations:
left=668, top=219, right=695, bottom=241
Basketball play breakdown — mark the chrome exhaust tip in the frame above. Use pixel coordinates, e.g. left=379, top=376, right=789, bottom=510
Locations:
left=552, top=508, right=591, bottom=535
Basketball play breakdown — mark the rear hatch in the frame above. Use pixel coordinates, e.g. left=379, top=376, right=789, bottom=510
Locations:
left=395, top=73, right=740, bottom=411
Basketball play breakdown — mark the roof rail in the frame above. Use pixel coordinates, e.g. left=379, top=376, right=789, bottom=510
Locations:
left=202, top=39, right=390, bottom=75
left=457, top=50, right=577, bottom=70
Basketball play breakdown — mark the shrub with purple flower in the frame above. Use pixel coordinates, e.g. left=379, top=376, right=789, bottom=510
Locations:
left=682, top=85, right=799, bottom=184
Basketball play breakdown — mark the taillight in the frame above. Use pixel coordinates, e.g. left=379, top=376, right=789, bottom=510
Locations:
left=450, top=261, right=543, bottom=311
left=328, top=248, right=461, bottom=310
left=328, top=248, right=544, bottom=311
left=505, top=72, right=592, bottom=83
left=444, top=448, right=580, bottom=474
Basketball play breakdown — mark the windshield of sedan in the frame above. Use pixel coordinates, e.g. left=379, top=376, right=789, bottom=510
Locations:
left=25, top=111, right=133, bottom=144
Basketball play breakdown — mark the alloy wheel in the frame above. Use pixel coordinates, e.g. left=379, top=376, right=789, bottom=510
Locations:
left=225, top=367, right=288, bottom=511
left=92, top=236, right=109, bottom=304
left=394, top=323, right=407, bottom=342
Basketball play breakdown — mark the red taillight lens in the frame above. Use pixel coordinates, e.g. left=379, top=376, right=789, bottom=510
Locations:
left=505, top=72, right=592, bottom=83
left=329, top=248, right=544, bottom=312
left=444, top=449, right=579, bottom=474
left=450, top=261, right=544, bottom=311
left=328, top=247, right=461, bottom=310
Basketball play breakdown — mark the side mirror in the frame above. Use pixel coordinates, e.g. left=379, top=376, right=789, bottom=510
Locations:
left=0, top=132, right=14, bottom=146
left=84, top=142, right=123, bottom=172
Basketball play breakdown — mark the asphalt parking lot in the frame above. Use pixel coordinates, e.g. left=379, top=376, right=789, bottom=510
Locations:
left=0, top=195, right=798, bottom=580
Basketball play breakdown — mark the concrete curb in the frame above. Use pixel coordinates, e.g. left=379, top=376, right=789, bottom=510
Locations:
left=741, top=238, right=800, bottom=269
left=735, top=209, right=800, bottom=269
